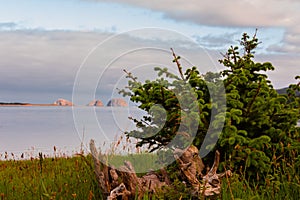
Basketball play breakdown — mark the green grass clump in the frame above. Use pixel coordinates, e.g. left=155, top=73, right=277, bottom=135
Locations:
left=220, top=176, right=300, bottom=200
left=0, top=154, right=101, bottom=200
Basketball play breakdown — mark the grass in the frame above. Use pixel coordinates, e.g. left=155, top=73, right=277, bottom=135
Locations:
left=1, top=153, right=300, bottom=200
left=220, top=175, right=300, bottom=200
left=0, top=152, right=160, bottom=200
left=0, top=154, right=100, bottom=200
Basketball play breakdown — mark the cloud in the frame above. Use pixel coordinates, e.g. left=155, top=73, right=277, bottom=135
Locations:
left=0, top=22, right=18, bottom=30
left=193, top=32, right=239, bottom=49
left=0, top=27, right=298, bottom=104
left=0, top=29, right=219, bottom=104
left=0, top=30, right=111, bottom=103
left=86, top=0, right=300, bottom=54
left=257, top=53, right=300, bottom=88
left=267, top=27, right=300, bottom=54
left=86, top=0, right=298, bottom=27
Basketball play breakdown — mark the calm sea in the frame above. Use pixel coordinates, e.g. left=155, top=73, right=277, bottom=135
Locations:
left=1, top=106, right=299, bottom=160
left=0, top=106, right=144, bottom=159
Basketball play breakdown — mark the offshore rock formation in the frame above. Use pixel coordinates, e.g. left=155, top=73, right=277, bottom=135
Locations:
left=87, top=100, right=104, bottom=107
left=107, top=98, right=128, bottom=107
left=53, top=98, right=73, bottom=106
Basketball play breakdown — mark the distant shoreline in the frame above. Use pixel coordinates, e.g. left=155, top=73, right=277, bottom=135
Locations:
left=0, top=103, right=131, bottom=107
left=0, top=103, right=58, bottom=107
left=1, top=98, right=129, bottom=107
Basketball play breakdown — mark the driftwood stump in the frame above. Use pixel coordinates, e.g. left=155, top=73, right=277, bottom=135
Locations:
left=90, top=140, right=231, bottom=199
left=175, top=147, right=231, bottom=196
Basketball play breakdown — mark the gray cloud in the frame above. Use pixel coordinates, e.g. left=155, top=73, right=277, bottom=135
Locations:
left=86, top=0, right=300, bottom=54
left=193, top=32, right=239, bottom=49
left=0, top=22, right=18, bottom=30
left=0, top=30, right=111, bottom=103
left=0, top=28, right=298, bottom=104
left=86, top=0, right=298, bottom=27
left=0, top=29, right=219, bottom=104
left=257, top=53, right=300, bottom=88
left=267, top=28, right=300, bottom=54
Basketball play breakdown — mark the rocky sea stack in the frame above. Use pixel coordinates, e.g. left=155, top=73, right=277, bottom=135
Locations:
left=107, top=98, right=128, bottom=107
left=87, top=100, right=104, bottom=107
left=53, top=98, right=73, bottom=106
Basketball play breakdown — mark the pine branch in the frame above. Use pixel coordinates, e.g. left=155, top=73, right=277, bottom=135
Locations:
left=170, top=48, right=185, bottom=81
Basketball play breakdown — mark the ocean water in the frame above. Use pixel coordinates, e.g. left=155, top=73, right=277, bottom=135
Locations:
left=1, top=106, right=299, bottom=160
left=0, top=106, right=144, bottom=158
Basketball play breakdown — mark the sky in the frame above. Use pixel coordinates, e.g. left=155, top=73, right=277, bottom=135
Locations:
left=0, top=0, right=300, bottom=104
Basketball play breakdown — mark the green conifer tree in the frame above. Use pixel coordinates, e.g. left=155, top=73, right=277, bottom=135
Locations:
left=120, top=31, right=300, bottom=181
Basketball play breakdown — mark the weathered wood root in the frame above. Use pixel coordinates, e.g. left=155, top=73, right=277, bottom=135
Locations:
left=175, top=145, right=231, bottom=197
left=90, top=140, right=167, bottom=200
left=107, top=183, right=131, bottom=200
left=90, top=140, right=231, bottom=199
left=174, top=145, right=205, bottom=191
left=201, top=150, right=222, bottom=196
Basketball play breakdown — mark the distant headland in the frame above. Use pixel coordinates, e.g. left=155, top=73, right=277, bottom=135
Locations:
left=0, top=102, right=56, bottom=106
left=0, top=98, right=129, bottom=107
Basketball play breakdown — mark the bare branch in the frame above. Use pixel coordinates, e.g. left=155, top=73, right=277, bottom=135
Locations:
left=170, top=48, right=185, bottom=81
